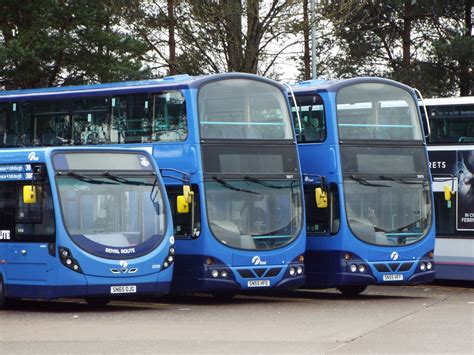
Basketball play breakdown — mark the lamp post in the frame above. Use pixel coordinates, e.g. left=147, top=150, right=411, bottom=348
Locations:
left=310, top=0, right=318, bottom=79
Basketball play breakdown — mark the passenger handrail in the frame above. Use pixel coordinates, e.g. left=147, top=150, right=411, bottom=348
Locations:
left=284, top=83, right=302, bottom=138
left=414, top=88, right=431, bottom=138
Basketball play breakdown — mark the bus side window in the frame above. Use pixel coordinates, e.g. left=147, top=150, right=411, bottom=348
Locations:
left=152, top=91, right=188, bottom=142
left=166, top=185, right=200, bottom=238
left=304, top=183, right=339, bottom=235
left=292, top=94, right=326, bottom=143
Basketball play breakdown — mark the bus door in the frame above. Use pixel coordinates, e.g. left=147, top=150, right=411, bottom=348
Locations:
left=0, top=168, right=56, bottom=282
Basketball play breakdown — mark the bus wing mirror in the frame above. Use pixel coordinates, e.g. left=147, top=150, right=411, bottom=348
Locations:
left=315, top=187, right=328, bottom=209
left=444, top=185, right=452, bottom=202
left=23, top=185, right=37, bottom=204
left=183, top=185, right=193, bottom=204
left=177, top=195, right=189, bottom=214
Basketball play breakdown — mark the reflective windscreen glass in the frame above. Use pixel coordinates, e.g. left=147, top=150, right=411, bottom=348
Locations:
left=344, top=178, right=431, bottom=246
left=337, top=83, right=423, bottom=141
left=199, top=79, right=293, bottom=140
left=205, top=179, right=302, bottom=250
left=57, top=175, right=165, bottom=249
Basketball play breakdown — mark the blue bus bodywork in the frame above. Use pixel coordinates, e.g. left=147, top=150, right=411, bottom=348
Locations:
left=0, top=147, right=175, bottom=305
left=0, top=73, right=306, bottom=295
left=290, top=77, right=436, bottom=294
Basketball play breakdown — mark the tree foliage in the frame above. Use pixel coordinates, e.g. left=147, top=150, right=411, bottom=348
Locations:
left=0, top=0, right=151, bottom=89
left=315, top=0, right=473, bottom=96
left=0, top=0, right=471, bottom=96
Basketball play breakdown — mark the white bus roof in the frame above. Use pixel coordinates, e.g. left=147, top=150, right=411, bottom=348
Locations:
left=423, top=96, right=474, bottom=106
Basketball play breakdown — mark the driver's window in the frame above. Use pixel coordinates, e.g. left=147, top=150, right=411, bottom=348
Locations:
left=166, top=185, right=200, bottom=238
left=304, top=183, right=339, bottom=235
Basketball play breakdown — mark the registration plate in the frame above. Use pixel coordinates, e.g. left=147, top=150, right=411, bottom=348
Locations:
left=247, top=280, right=270, bottom=288
left=383, top=274, right=404, bottom=282
left=110, top=285, right=137, bottom=294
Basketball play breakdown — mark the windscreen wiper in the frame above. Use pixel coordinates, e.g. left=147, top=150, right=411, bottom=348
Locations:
left=244, top=176, right=296, bottom=189
left=212, top=177, right=260, bottom=195
left=102, top=171, right=155, bottom=186
left=379, top=175, right=425, bottom=185
left=61, top=171, right=116, bottom=185
left=349, top=175, right=389, bottom=187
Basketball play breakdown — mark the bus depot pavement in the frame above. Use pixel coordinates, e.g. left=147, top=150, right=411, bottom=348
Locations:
left=0, top=284, right=472, bottom=354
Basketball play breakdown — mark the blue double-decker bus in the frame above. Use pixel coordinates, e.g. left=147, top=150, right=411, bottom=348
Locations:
left=0, top=147, right=176, bottom=307
left=289, top=77, right=435, bottom=295
left=0, top=73, right=306, bottom=297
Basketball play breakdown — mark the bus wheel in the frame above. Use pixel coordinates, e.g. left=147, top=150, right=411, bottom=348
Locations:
left=85, top=298, right=110, bottom=307
left=337, top=285, right=367, bottom=297
left=0, top=276, right=9, bottom=309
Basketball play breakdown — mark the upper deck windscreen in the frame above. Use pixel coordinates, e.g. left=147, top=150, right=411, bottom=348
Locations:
left=336, top=83, right=423, bottom=142
left=198, top=79, right=293, bottom=140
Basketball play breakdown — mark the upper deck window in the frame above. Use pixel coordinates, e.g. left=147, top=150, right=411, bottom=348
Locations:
left=336, top=83, right=423, bottom=142
left=0, top=90, right=187, bottom=147
left=425, top=104, right=474, bottom=144
left=198, top=79, right=293, bottom=140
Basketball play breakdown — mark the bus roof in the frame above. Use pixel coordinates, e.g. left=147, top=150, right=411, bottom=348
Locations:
left=290, top=76, right=415, bottom=95
left=423, top=96, right=474, bottom=106
left=0, top=73, right=285, bottom=102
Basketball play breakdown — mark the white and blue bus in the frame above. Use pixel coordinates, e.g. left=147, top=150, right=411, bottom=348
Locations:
left=0, top=73, right=306, bottom=297
left=0, top=147, right=176, bottom=306
left=423, top=96, right=474, bottom=281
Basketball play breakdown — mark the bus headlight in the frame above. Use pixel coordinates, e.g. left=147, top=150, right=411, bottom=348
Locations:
left=350, top=264, right=357, bottom=273
left=426, top=262, right=433, bottom=270
left=58, top=246, right=82, bottom=273
left=420, top=262, right=426, bottom=271
left=289, top=267, right=296, bottom=276
left=211, top=270, right=219, bottom=278
left=162, top=246, right=176, bottom=270
left=297, top=266, right=303, bottom=275
left=358, top=264, right=366, bottom=273
left=221, top=270, right=228, bottom=278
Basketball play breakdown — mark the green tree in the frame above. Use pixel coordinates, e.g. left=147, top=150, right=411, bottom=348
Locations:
left=0, top=0, right=151, bottom=89
left=316, top=0, right=472, bottom=96
left=131, top=0, right=302, bottom=77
